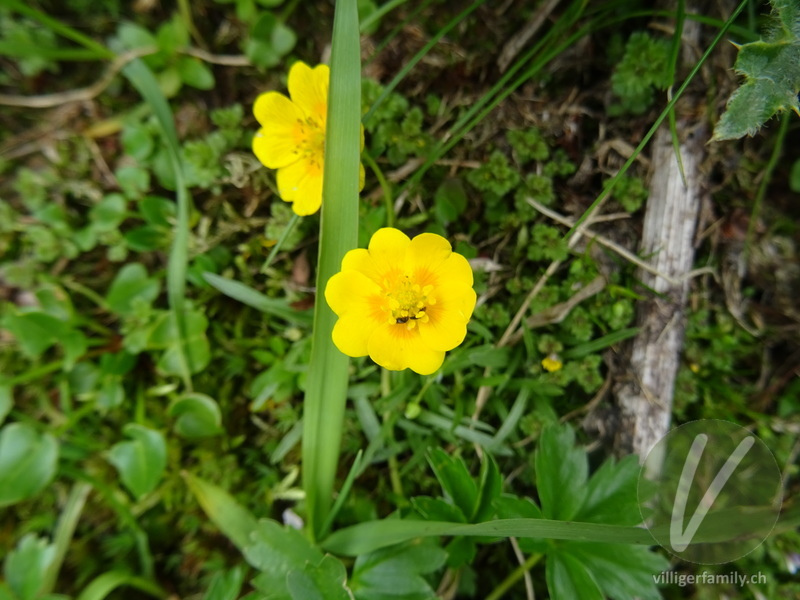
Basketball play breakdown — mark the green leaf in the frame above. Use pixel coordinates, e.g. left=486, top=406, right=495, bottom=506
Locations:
left=0, top=423, right=59, bottom=507
left=105, top=263, right=161, bottom=317
left=287, top=555, right=353, bottom=600
left=169, top=393, right=224, bottom=438
left=349, top=539, right=446, bottom=600
left=2, top=310, right=66, bottom=358
left=433, top=177, right=467, bottom=224
left=243, top=520, right=324, bottom=596
left=204, top=272, right=312, bottom=325
left=89, top=194, right=128, bottom=232
left=472, top=453, right=502, bottom=522
left=426, top=448, right=478, bottom=520
left=4, top=534, right=55, bottom=600
left=546, top=550, right=603, bottom=600
left=107, top=424, right=166, bottom=499
left=75, top=571, right=165, bottom=600
left=125, top=225, right=169, bottom=252
left=575, top=455, right=642, bottom=526
left=410, top=496, right=467, bottom=523
left=184, top=472, right=258, bottom=551
left=203, top=566, right=246, bottom=600
left=245, top=13, right=296, bottom=68
left=178, top=56, right=215, bottom=90
left=559, top=542, right=668, bottom=600
left=790, top=158, right=800, bottom=192
left=534, top=424, right=587, bottom=521
left=713, top=0, right=800, bottom=140
left=150, top=308, right=210, bottom=375
left=139, top=195, right=176, bottom=227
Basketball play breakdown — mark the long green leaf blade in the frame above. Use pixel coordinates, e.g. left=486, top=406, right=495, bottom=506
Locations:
left=303, top=0, right=362, bottom=541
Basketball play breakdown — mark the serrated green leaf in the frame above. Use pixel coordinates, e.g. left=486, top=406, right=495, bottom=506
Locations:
left=0, top=423, right=59, bottom=507
left=426, top=448, right=478, bottom=520
left=561, top=542, right=668, bottom=600
left=575, top=454, right=642, bottom=526
left=535, top=425, right=588, bottom=521
left=546, top=550, right=604, bottom=600
left=169, top=393, right=224, bottom=438
left=713, top=0, right=800, bottom=141
left=350, top=539, right=446, bottom=600
left=287, top=555, right=353, bottom=600
left=107, top=424, right=166, bottom=499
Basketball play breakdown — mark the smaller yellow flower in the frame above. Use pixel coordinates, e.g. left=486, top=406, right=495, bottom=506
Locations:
left=541, top=354, right=563, bottom=373
left=252, top=61, right=364, bottom=216
left=325, top=228, right=477, bottom=375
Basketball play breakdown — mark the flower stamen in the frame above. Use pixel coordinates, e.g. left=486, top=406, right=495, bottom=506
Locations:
left=384, top=277, right=435, bottom=330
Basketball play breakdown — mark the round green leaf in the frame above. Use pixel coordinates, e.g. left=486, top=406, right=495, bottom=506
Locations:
left=177, top=56, right=215, bottom=90
left=107, top=424, right=166, bottom=499
left=169, top=393, right=223, bottom=438
left=105, top=263, right=161, bottom=317
left=0, top=423, right=59, bottom=507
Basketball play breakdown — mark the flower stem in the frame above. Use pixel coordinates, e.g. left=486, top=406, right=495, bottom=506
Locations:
left=261, top=213, right=300, bottom=273
left=485, top=552, right=543, bottom=600
left=363, top=150, right=394, bottom=227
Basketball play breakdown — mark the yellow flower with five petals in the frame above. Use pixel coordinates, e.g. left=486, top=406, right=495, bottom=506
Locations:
left=252, top=61, right=364, bottom=216
left=325, top=228, right=476, bottom=375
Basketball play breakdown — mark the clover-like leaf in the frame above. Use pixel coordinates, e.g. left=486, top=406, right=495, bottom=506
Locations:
left=107, top=424, right=166, bottom=499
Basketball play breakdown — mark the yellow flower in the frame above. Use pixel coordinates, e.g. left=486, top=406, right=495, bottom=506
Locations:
left=325, top=228, right=476, bottom=375
left=541, top=354, right=563, bottom=373
left=252, top=61, right=364, bottom=216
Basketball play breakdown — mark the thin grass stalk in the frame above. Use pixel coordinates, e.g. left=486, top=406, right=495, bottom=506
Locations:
left=302, top=0, right=361, bottom=541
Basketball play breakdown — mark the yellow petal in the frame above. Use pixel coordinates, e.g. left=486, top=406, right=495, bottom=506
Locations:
left=406, top=232, right=453, bottom=276
left=325, top=271, right=382, bottom=317
left=332, top=314, right=379, bottom=357
left=359, top=162, right=365, bottom=192
left=420, top=285, right=476, bottom=351
left=276, top=159, right=324, bottom=215
left=288, top=61, right=329, bottom=128
left=367, top=323, right=445, bottom=374
left=252, top=92, right=306, bottom=168
left=420, top=252, right=474, bottom=293
left=368, top=228, right=410, bottom=278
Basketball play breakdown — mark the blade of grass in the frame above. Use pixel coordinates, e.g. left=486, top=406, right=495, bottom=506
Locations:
left=362, top=0, right=486, bottom=124
left=261, top=213, right=300, bottom=273
left=40, top=482, right=92, bottom=595
left=203, top=272, right=313, bottom=325
left=122, top=59, right=193, bottom=391
left=302, top=0, right=362, bottom=541
left=76, top=572, right=165, bottom=600
left=565, top=0, right=749, bottom=238
left=3, top=0, right=114, bottom=59
left=360, top=0, right=408, bottom=33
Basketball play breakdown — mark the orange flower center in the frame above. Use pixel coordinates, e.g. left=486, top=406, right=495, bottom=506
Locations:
left=383, top=276, right=436, bottom=330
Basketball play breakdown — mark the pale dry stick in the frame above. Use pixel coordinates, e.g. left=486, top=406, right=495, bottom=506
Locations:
left=497, top=0, right=563, bottom=73
left=0, top=47, right=158, bottom=108
left=505, top=274, right=606, bottom=346
left=0, top=47, right=250, bottom=108
left=526, top=197, right=683, bottom=286
left=509, top=537, right=535, bottom=600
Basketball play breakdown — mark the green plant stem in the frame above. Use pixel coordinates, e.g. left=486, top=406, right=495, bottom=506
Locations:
left=302, top=0, right=361, bottom=542
left=379, top=370, right=405, bottom=500
left=40, top=482, right=92, bottom=595
left=261, top=213, right=301, bottom=273
left=485, top=552, right=543, bottom=600
left=363, top=150, right=394, bottom=227
left=747, top=111, right=790, bottom=253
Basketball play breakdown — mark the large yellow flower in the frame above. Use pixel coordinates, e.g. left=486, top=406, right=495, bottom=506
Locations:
left=252, top=61, right=364, bottom=216
left=325, top=228, right=476, bottom=375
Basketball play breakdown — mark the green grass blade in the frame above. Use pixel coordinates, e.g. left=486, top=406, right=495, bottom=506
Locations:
left=562, top=327, right=640, bottom=359
left=122, top=59, right=193, bottom=390
left=75, top=572, right=165, bottom=600
left=363, top=0, right=485, bottom=124
left=302, top=0, right=362, bottom=541
left=565, top=0, right=749, bottom=238
left=3, top=0, right=113, bottom=59
left=203, top=272, right=312, bottom=325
